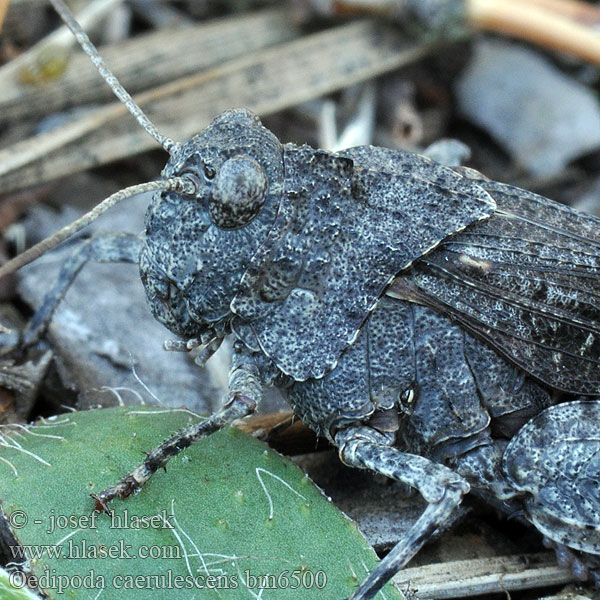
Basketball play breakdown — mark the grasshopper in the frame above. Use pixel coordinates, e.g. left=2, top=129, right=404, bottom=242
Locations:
left=1, top=1, right=599, bottom=598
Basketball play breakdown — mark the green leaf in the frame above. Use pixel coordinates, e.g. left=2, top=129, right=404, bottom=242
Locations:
left=0, top=406, right=403, bottom=599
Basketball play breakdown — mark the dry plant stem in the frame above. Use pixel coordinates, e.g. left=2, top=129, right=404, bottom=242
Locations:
left=468, top=0, right=600, bottom=65
left=1, top=21, right=435, bottom=194
left=0, top=102, right=125, bottom=179
left=528, top=0, right=600, bottom=26
left=0, top=37, right=223, bottom=182
left=0, top=0, right=9, bottom=32
left=0, top=9, right=295, bottom=122
left=0, top=177, right=194, bottom=279
left=393, top=552, right=574, bottom=599
left=0, top=0, right=123, bottom=84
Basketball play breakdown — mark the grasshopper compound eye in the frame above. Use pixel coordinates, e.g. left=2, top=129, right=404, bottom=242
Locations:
left=208, top=155, right=268, bottom=229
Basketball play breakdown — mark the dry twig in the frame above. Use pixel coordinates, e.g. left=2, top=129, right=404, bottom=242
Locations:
left=468, top=0, right=600, bottom=65
left=301, top=0, right=600, bottom=65
left=0, top=0, right=9, bottom=32
left=0, top=21, right=436, bottom=194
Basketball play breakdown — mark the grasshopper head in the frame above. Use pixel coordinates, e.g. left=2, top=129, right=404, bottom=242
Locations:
left=140, top=109, right=284, bottom=338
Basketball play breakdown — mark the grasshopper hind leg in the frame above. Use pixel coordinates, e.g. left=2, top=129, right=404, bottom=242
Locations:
left=502, top=400, right=600, bottom=585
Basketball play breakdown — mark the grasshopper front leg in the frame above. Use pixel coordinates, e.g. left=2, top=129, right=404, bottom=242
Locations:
left=92, top=342, right=262, bottom=512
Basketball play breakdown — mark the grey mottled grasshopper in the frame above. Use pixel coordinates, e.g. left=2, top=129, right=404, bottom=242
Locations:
left=3, top=1, right=600, bottom=599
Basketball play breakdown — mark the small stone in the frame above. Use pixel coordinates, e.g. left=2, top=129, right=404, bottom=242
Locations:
left=456, top=39, right=600, bottom=176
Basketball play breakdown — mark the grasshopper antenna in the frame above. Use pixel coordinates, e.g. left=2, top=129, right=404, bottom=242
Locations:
left=0, top=1, right=192, bottom=279
left=48, top=0, right=180, bottom=155
left=0, top=178, right=196, bottom=278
